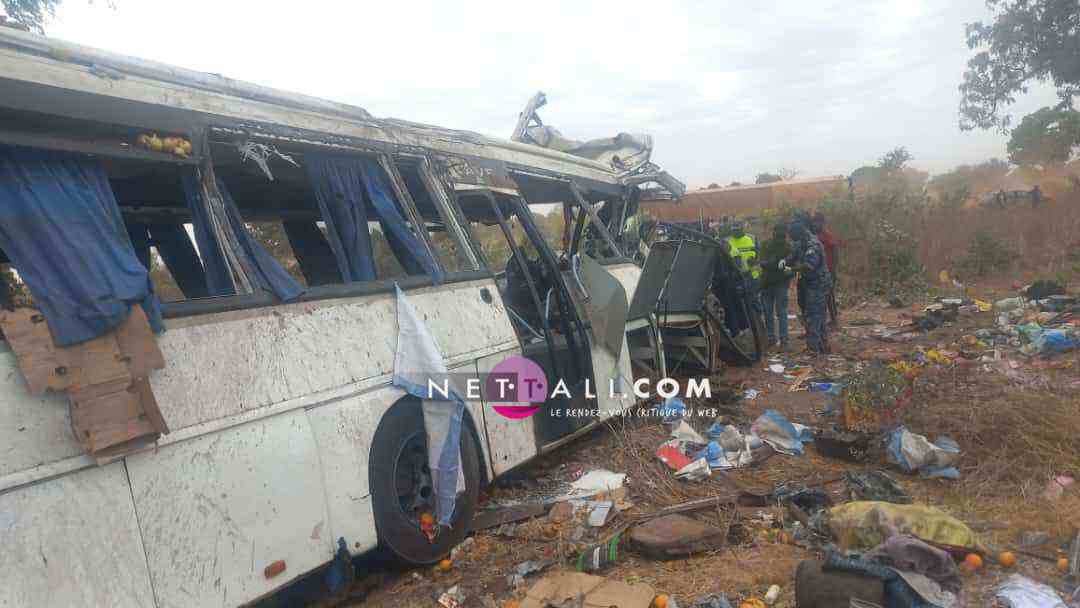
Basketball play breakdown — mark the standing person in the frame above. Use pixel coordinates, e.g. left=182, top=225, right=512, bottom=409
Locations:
left=782, top=221, right=831, bottom=355
left=759, top=223, right=793, bottom=350
left=811, top=212, right=841, bottom=328
left=1031, top=184, right=1042, bottom=207
left=726, top=220, right=761, bottom=284
left=726, top=219, right=762, bottom=316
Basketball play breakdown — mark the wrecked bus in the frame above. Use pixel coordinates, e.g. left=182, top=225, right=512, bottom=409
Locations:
left=0, top=28, right=683, bottom=607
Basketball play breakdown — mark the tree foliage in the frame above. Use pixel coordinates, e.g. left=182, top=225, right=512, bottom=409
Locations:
left=1006, top=106, right=1080, bottom=165
left=959, top=0, right=1080, bottom=132
left=878, top=147, right=913, bottom=172
left=1, top=0, right=62, bottom=33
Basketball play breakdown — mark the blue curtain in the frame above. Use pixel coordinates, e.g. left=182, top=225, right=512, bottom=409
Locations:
left=218, top=180, right=305, bottom=302
left=356, top=158, right=440, bottom=281
left=180, top=168, right=304, bottom=302
left=180, top=170, right=235, bottom=297
left=0, top=145, right=163, bottom=346
left=305, top=154, right=378, bottom=282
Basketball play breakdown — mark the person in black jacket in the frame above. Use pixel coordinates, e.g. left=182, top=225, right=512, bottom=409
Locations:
left=758, top=223, right=793, bottom=350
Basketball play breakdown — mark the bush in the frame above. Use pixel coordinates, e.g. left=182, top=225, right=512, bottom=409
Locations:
left=955, top=230, right=1015, bottom=278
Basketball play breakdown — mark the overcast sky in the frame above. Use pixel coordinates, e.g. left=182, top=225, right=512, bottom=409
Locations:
left=44, top=0, right=1059, bottom=188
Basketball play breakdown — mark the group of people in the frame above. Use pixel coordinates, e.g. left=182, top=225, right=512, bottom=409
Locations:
left=717, top=211, right=840, bottom=356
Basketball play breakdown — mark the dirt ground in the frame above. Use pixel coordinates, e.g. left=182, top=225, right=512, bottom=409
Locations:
left=346, top=290, right=1080, bottom=608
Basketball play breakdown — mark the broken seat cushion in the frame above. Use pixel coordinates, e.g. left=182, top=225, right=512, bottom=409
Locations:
left=628, top=514, right=725, bottom=560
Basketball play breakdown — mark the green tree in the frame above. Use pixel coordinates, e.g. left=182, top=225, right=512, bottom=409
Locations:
left=959, top=0, right=1080, bottom=132
left=1006, top=106, right=1080, bottom=166
left=878, top=147, right=913, bottom=172
left=2, top=0, right=61, bottom=32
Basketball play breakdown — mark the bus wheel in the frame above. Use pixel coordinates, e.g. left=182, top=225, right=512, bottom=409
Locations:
left=369, top=398, right=480, bottom=565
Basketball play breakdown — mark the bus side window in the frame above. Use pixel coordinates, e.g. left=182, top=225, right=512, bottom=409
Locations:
left=393, top=159, right=476, bottom=274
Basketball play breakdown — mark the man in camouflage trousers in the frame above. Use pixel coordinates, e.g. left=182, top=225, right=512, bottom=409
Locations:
left=781, top=221, right=831, bottom=355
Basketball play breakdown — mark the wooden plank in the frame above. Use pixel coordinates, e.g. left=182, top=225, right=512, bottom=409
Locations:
left=113, top=304, right=165, bottom=378
left=0, top=308, right=69, bottom=394
left=472, top=503, right=549, bottom=531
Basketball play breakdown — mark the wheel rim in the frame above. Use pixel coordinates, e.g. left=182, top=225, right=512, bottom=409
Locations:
left=391, top=430, right=434, bottom=524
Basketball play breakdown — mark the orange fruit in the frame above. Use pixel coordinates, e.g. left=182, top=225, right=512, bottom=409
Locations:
left=964, top=553, right=983, bottom=570
left=419, top=512, right=435, bottom=526
left=998, top=551, right=1016, bottom=567
left=1058, top=557, right=1070, bottom=573
left=652, top=595, right=669, bottom=608
left=740, top=600, right=766, bottom=608
left=436, top=559, right=452, bottom=572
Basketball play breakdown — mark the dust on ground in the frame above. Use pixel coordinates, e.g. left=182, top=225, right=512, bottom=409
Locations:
left=347, top=292, right=1080, bottom=608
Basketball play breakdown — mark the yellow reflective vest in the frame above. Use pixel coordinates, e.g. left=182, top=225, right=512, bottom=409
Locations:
left=727, top=234, right=760, bottom=279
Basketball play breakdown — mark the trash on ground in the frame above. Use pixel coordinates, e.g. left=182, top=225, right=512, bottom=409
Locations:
left=751, top=409, right=812, bottom=456
left=768, top=363, right=786, bottom=374
left=795, top=559, right=886, bottom=608
left=865, top=534, right=962, bottom=594
left=575, top=532, right=627, bottom=573
left=688, top=593, right=733, bottom=608
left=657, top=440, right=696, bottom=472
left=844, top=470, right=912, bottom=504
left=742, top=388, right=760, bottom=400
left=674, top=458, right=711, bottom=482
left=886, top=427, right=961, bottom=479
left=827, top=501, right=983, bottom=551
left=823, top=552, right=957, bottom=608
left=1042, top=475, right=1075, bottom=501
left=437, top=585, right=466, bottom=608
left=815, top=428, right=874, bottom=462
left=570, top=470, right=626, bottom=495
left=587, top=501, right=613, bottom=527
left=763, top=584, right=781, bottom=605
left=506, top=559, right=553, bottom=590
left=629, top=514, right=726, bottom=560
left=520, top=571, right=655, bottom=608
left=670, top=419, right=708, bottom=445
left=994, top=574, right=1068, bottom=608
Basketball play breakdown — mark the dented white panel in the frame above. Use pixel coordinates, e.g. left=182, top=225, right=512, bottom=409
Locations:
left=475, top=351, right=538, bottom=476
left=151, top=280, right=514, bottom=433
left=0, top=463, right=156, bottom=607
left=0, top=348, right=85, bottom=478
left=305, top=389, right=393, bottom=557
left=306, top=359, right=498, bottom=557
left=125, top=411, right=330, bottom=608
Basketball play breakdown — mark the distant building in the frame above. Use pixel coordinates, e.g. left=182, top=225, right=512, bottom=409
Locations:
left=640, top=175, right=847, bottom=222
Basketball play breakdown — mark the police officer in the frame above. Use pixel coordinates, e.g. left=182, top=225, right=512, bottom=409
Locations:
left=781, top=221, right=831, bottom=355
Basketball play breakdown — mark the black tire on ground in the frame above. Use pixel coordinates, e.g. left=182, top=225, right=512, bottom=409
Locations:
left=368, top=398, right=481, bottom=565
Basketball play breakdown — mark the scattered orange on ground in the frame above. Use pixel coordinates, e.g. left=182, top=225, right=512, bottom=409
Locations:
left=998, top=551, right=1016, bottom=567
left=436, top=559, right=452, bottom=572
left=651, top=594, right=669, bottom=608
left=964, top=553, right=983, bottom=570
left=1059, top=557, right=1070, bottom=573
left=740, top=600, right=766, bottom=608
left=420, top=512, right=435, bottom=526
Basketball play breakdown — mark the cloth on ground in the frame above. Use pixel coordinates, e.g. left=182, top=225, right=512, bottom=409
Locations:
left=392, top=285, right=465, bottom=525
left=0, top=144, right=162, bottom=345
left=751, top=409, right=812, bottom=455
left=886, top=427, right=961, bottom=479
left=827, top=501, right=984, bottom=553
left=865, top=534, right=962, bottom=594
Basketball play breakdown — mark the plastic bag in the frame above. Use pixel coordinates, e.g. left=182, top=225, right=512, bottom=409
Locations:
left=751, top=409, right=810, bottom=456
left=886, top=426, right=961, bottom=479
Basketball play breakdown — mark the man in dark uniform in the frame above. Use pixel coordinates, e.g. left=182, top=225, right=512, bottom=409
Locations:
left=782, top=221, right=831, bottom=355
left=811, top=212, right=840, bottom=328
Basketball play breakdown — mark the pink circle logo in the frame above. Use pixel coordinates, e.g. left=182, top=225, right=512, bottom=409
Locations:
left=487, top=355, right=547, bottom=419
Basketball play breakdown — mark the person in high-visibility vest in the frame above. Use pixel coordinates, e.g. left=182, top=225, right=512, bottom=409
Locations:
left=726, top=220, right=760, bottom=280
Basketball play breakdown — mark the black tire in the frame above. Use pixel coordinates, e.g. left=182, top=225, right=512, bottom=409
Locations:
left=368, top=398, right=480, bottom=565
